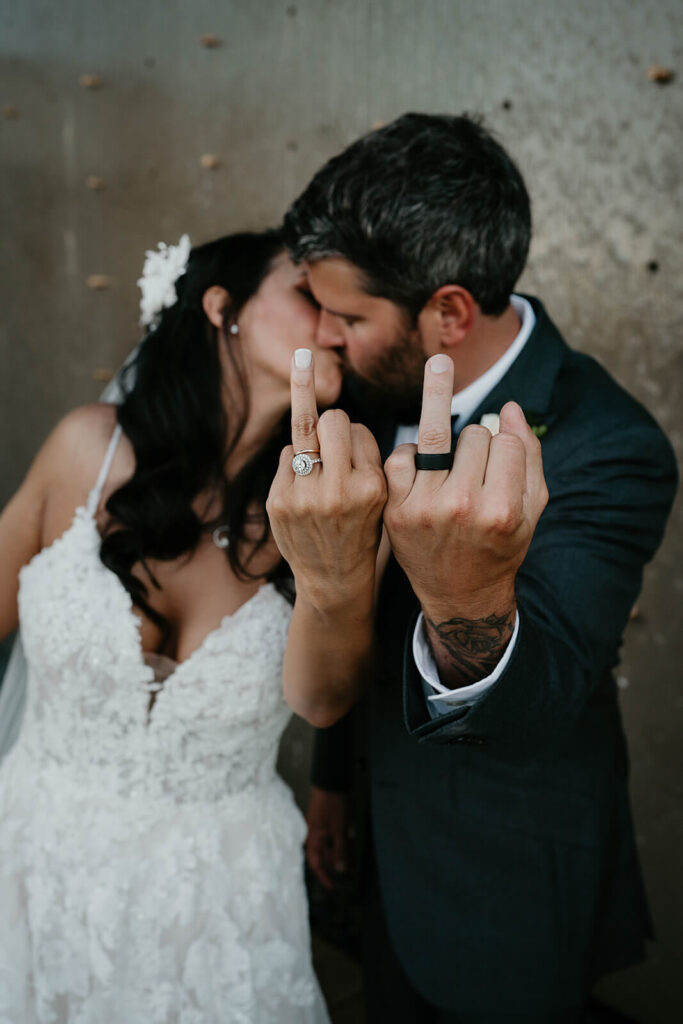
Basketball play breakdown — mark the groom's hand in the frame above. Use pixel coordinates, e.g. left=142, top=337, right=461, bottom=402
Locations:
left=267, top=349, right=386, bottom=614
left=383, top=354, right=548, bottom=688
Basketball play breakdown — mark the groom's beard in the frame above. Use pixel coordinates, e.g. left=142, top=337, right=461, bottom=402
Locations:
left=346, top=329, right=427, bottom=423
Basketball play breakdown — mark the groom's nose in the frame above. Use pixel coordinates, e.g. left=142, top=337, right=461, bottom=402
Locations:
left=315, top=308, right=345, bottom=349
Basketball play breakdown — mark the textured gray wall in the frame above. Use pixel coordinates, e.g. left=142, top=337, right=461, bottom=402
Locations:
left=1, top=1, right=681, bottom=1018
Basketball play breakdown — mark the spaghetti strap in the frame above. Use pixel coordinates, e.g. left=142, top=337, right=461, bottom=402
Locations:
left=85, top=423, right=123, bottom=516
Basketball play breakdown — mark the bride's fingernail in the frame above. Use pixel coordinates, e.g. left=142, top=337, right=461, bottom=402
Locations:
left=294, top=348, right=312, bottom=368
left=429, top=354, right=451, bottom=374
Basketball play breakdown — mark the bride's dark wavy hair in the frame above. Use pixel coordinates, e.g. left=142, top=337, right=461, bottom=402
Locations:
left=100, top=229, right=293, bottom=640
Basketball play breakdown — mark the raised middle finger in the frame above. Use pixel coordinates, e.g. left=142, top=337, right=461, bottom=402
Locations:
left=415, top=353, right=455, bottom=487
left=290, top=348, right=320, bottom=458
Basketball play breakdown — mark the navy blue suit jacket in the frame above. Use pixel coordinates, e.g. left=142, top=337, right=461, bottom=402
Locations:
left=313, top=297, right=678, bottom=1013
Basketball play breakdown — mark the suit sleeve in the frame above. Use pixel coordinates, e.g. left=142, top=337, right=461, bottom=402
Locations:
left=310, top=707, right=357, bottom=792
left=402, top=420, right=678, bottom=761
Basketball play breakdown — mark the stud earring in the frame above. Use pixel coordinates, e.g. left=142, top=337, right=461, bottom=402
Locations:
left=229, top=323, right=239, bottom=335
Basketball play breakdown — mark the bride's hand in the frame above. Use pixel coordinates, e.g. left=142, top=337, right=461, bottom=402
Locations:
left=270, top=350, right=385, bottom=725
left=267, top=349, right=386, bottom=615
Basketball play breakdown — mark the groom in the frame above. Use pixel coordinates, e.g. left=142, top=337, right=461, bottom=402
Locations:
left=276, top=114, right=678, bottom=1020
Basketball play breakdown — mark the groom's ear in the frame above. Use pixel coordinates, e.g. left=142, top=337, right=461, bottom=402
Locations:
left=202, top=286, right=232, bottom=329
left=419, top=285, right=476, bottom=350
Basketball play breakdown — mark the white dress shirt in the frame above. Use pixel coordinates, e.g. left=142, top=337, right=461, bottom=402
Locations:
left=392, top=295, right=536, bottom=716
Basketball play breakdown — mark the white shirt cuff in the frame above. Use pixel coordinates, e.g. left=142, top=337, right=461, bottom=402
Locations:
left=413, top=610, right=520, bottom=711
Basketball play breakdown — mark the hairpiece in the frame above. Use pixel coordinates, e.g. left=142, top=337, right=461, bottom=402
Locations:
left=137, top=234, right=192, bottom=328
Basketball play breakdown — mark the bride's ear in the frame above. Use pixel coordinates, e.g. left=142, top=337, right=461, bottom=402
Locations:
left=202, top=286, right=232, bottom=329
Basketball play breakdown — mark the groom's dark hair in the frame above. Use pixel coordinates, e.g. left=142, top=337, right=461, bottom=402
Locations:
left=284, top=112, right=531, bottom=320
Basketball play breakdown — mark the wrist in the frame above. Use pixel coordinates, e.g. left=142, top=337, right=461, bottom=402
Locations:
left=419, top=578, right=516, bottom=628
left=421, top=589, right=516, bottom=690
left=295, top=586, right=375, bottom=628
left=295, top=571, right=377, bottom=621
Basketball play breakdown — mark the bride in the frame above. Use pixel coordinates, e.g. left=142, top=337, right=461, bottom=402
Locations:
left=0, top=229, right=343, bottom=1023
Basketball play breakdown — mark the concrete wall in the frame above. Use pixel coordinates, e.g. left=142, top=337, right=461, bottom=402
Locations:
left=1, top=1, right=681, bottom=1018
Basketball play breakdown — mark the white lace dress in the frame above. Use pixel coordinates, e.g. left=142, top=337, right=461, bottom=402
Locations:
left=0, top=426, right=329, bottom=1024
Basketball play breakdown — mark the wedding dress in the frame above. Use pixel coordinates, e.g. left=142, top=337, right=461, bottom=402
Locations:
left=0, top=425, right=329, bottom=1024
left=0, top=367, right=132, bottom=762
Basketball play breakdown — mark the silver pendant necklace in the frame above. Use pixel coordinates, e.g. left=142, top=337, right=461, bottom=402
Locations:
left=212, top=526, right=230, bottom=549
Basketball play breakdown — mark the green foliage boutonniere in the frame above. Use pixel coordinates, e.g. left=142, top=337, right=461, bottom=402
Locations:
left=523, top=409, right=549, bottom=438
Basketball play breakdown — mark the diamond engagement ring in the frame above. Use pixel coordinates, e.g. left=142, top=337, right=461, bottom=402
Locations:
left=292, top=450, right=322, bottom=476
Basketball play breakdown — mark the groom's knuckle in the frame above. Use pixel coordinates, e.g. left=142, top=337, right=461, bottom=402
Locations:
left=493, top=432, right=524, bottom=458
left=449, top=491, right=473, bottom=521
left=383, top=451, right=399, bottom=475
left=419, top=425, right=451, bottom=450
left=460, top=424, right=488, bottom=446
left=530, top=431, right=543, bottom=455
left=483, top=501, right=518, bottom=535
left=384, top=508, right=402, bottom=535
left=413, top=501, right=435, bottom=529
left=385, top=446, right=412, bottom=474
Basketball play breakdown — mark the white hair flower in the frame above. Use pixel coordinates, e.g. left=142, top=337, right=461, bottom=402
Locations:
left=137, top=233, right=192, bottom=328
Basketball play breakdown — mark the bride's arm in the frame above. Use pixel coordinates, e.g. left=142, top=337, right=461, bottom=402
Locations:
left=282, top=589, right=376, bottom=729
left=281, top=531, right=390, bottom=728
left=0, top=444, right=51, bottom=641
left=268, top=353, right=387, bottom=728
left=0, top=406, right=110, bottom=641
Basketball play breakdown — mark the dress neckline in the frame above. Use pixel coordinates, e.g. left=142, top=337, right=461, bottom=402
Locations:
left=20, top=421, right=287, bottom=708
left=21, top=502, right=282, bottom=693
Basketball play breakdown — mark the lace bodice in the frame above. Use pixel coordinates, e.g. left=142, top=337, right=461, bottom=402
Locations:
left=16, top=426, right=293, bottom=804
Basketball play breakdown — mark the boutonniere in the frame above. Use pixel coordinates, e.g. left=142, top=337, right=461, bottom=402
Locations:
left=479, top=413, right=500, bottom=435
left=523, top=409, right=549, bottom=438
left=479, top=409, right=548, bottom=438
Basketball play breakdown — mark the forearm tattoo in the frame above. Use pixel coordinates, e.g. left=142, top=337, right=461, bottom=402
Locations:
left=425, top=611, right=514, bottom=688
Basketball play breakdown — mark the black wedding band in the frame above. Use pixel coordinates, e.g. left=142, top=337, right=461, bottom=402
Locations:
left=414, top=451, right=455, bottom=471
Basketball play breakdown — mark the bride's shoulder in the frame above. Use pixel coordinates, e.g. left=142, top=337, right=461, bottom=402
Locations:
left=4, top=405, right=123, bottom=552
left=49, top=403, right=118, bottom=459
left=34, top=404, right=121, bottom=492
